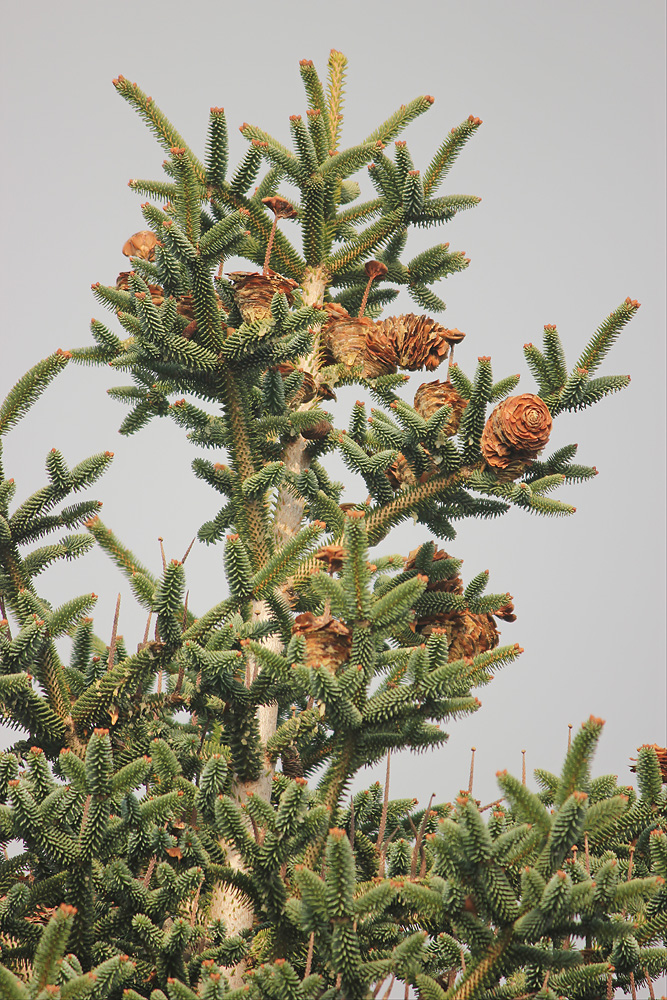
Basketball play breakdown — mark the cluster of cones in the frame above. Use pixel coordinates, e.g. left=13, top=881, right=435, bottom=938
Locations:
left=403, top=546, right=516, bottom=656
left=290, top=543, right=515, bottom=677
left=319, top=297, right=465, bottom=378
left=117, top=229, right=219, bottom=340
left=118, top=208, right=553, bottom=483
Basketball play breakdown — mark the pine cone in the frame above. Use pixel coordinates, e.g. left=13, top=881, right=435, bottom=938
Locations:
left=481, top=394, right=552, bottom=479
left=122, top=230, right=158, bottom=261
left=405, top=547, right=514, bottom=656
left=414, top=380, right=467, bottom=435
left=405, top=546, right=463, bottom=595
left=116, top=272, right=164, bottom=307
left=176, top=294, right=195, bottom=321
left=376, top=314, right=463, bottom=371
left=227, top=268, right=299, bottom=323
left=292, top=611, right=352, bottom=673
left=386, top=453, right=418, bottom=489
left=417, top=611, right=499, bottom=658
left=321, top=303, right=397, bottom=377
left=365, top=322, right=400, bottom=377
left=275, top=363, right=317, bottom=405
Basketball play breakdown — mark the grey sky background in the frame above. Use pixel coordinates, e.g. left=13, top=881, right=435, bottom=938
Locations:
left=1, top=0, right=665, bottom=828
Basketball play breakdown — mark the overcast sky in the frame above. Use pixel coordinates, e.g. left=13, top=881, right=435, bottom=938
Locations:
left=1, top=0, right=665, bottom=856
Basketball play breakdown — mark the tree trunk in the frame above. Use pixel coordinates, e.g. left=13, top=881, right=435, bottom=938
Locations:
left=208, top=265, right=329, bottom=986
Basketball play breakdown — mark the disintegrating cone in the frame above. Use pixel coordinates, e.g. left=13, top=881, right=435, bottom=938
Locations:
left=116, top=272, right=164, bottom=307
left=321, top=303, right=397, bottom=377
left=314, top=545, right=346, bottom=575
left=227, top=268, right=299, bottom=323
left=405, top=546, right=515, bottom=657
left=405, top=547, right=463, bottom=595
left=275, top=363, right=318, bottom=405
left=481, top=393, right=552, bottom=480
left=292, top=611, right=352, bottom=673
left=176, top=294, right=195, bottom=321
left=414, top=379, right=468, bottom=435
left=365, top=322, right=400, bottom=376
left=122, top=230, right=159, bottom=261
left=376, top=314, right=462, bottom=371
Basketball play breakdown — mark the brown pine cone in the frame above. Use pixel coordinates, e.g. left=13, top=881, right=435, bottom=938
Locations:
left=292, top=611, right=352, bottom=673
left=365, top=322, right=400, bottom=377
left=321, top=303, right=397, bottom=377
left=414, top=380, right=468, bottom=435
left=116, top=272, right=164, bottom=307
left=176, top=294, right=195, bottom=321
left=417, top=611, right=499, bottom=659
left=481, top=394, right=552, bottom=479
left=227, top=268, right=299, bottom=323
left=275, top=363, right=318, bottom=405
left=122, top=230, right=158, bottom=261
left=376, top=314, right=463, bottom=371
left=404, top=546, right=463, bottom=595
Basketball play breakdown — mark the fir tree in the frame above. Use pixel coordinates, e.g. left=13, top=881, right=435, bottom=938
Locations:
left=0, top=51, right=664, bottom=999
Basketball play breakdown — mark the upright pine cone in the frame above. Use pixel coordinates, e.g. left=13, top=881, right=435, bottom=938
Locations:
left=321, top=303, right=397, bottom=377
left=375, top=314, right=463, bottom=371
left=292, top=611, right=352, bottom=674
left=414, top=379, right=467, bottom=435
left=481, top=393, right=552, bottom=480
left=227, top=268, right=299, bottom=323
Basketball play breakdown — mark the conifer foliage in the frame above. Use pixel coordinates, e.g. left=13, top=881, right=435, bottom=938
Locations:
left=0, top=51, right=664, bottom=998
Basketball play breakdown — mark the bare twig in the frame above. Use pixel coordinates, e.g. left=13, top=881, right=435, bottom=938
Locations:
left=377, top=749, right=391, bottom=876
left=304, top=931, right=315, bottom=978
left=107, top=594, right=121, bottom=671
left=468, top=746, right=476, bottom=794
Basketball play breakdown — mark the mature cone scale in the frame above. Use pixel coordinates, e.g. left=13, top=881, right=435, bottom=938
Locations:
left=405, top=546, right=464, bottom=595
left=481, top=393, right=553, bottom=480
left=227, top=268, right=299, bottom=323
left=291, top=611, right=352, bottom=673
left=275, top=363, right=318, bottom=405
left=414, top=379, right=468, bottom=435
left=376, top=313, right=464, bottom=371
left=386, top=452, right=421, bottom=489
